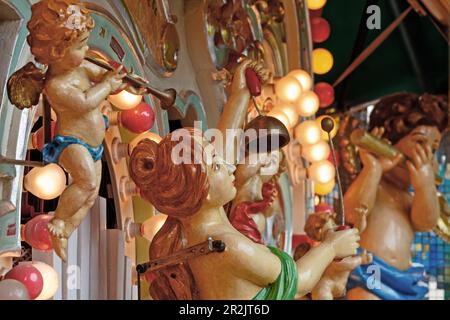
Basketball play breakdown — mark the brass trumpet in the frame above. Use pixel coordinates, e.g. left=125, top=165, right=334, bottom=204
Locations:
left=84, top=56, right=177, bottom=110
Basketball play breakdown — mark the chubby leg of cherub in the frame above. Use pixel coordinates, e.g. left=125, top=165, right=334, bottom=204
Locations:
left=47, top=144, right=102, bottom=262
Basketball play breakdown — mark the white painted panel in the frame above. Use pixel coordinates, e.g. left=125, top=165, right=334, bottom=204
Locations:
left=107, top=229, right=124, bottom=300
left=63, top=228, right=78, bottom=300
left=98, top=197, right=108, bottom=300
left=124, top=256, right=132, bottom=300
left=77, top=209, right=91, bottom=300
left=89, top=198, right=100, bottom=300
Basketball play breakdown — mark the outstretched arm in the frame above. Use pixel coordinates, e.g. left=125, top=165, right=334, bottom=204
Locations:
left=216, top=60, right=269, bottom=164
left=46, top=70, right=125, bottom=113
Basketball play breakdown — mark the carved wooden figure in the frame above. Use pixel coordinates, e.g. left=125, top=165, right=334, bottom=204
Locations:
left=344, top=93, right=449, bottom=300
left=24, top=0, right=127, bottom=261
left=129, top=60, right=361, bottom=300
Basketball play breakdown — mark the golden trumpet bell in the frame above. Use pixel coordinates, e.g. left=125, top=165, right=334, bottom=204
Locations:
left=244, top=115, right=290, bottom=153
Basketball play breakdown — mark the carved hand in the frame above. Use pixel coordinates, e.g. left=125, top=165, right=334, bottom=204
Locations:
left=407, top=143, right=435, bottom=190
left=323, top=228, right=360, bottom=259
left=230, top=59, right=270, bottom=93
left=103, top=66, right=127, bottom=93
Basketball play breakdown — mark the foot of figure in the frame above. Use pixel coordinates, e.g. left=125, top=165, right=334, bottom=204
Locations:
left=47, top=219, right=69, bottom=262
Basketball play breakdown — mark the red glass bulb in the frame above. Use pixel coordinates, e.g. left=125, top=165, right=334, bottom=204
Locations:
left=311, top=17, right=331, bottom=43
left=4, top=264, right=44, bottom=300
left=314, top=82, right=335, bottom=108
left=23, top=214, right=53, bottom=251
left=315, top=202, right=333, bottom=214
left=119, top=102, right=155, bottom=134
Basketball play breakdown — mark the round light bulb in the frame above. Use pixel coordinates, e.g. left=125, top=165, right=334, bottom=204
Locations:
left=275, top=102, right=298, bottom=127
left=288, top=69, right=313, bottom=92
left=24, top=164, right=66, bottom=200
left=128, top=132, right=163, bottom=155
left=302, top=140, right=330, bottom=163
left=295, top=121, right=322, bottom=146
left=316, top=115, right=338, bottom=140
left=268, top=109, right=291, bottom=130
left=314, top=179, right=336, bottom=196
left=141, top=214, right=168, bottom=243
left=31, top=261, right=59, bottom=300
left=312, top=48, right=334, bottom=75
left=309, top=160, right=336, bottom=184
left=296, top=91, right=320, bottom=117
left=275, top=76, right=303, bottom=103
left=108, top=90, right=143, bottom=110
left=307, top=0, right=327, bottom=10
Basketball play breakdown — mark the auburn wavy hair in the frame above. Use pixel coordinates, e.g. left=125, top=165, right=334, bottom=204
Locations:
left=27, top=0, right=95, bottom=65
left=129, top=128, right=209, bottom=299
left=369, top=93, right=449, bottom=144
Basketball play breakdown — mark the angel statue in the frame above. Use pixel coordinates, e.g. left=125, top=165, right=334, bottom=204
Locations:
left=7, top=0, right=141, bottom=261
left=342, top=93, right=449, bottom=300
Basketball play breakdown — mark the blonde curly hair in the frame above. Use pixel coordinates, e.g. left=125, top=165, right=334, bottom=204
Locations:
left=27, top=0, right=94, bottom=65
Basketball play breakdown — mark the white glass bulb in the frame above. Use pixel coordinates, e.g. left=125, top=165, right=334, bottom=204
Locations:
left=31, top=261, right=59, bottom=300
left=296, top=91, right=320, bottom=117
left=295, top=121, right=322, bottom=146
left=128, top=131, right=163, bottom=155
left=141, top=214, right=168, bottom=243
left=108, top=90, right=142, bottom=110
left=302, top=140, right=330, bottom=163
left=24, top=164, right=66, bottom=200
left=309, top=160, right=336, bottom=184
left=275, top=76, right=303, bottom=103
left=274, top=102, right=298, bottom=127
left=288, top=69, right=313, bottom=92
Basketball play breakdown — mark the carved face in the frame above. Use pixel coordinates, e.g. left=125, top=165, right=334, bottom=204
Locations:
left=61, top=30, right=90, bottom=68
left=195, top=136, right=237, bottom=206
left=395, top=125, right=442, bottom=173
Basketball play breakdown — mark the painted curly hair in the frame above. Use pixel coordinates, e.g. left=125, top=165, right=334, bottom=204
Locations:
left=27, top=0, right=94, bottom=65
left=369, top=93, right=449, bottom=144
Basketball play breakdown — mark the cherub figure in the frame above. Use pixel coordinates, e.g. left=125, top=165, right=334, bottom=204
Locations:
left=300, top=208, right=372, bottom=300
left=344, top=93, right=449, bottom=300
left=228, top=150, right=283, bottom=244
left=24, top=0, right=128, bottom=261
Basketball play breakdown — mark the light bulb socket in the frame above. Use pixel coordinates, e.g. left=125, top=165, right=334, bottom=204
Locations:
left=119, top=177, right=140, bottom=202
left=111, top=138, right=129, bottom=164
left=124, top=218, right=142, bottom=243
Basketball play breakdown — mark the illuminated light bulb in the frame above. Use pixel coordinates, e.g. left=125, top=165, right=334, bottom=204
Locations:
left=108, top=90, right=142, bottom=111
left=288, top=69, right=313, bottom=92
left=302, top=140, right=330, bottom=163
left=314, top=82, right=335, bottom=108
left=312, top=48, right=334, bottom=75
left=141, top=214, right=168, bottom=243
left=309, top=160, right=335, bottom=184
left=307, top=0, right=327, bottom=10
left=128, top=132, right=162, bottom=155
left=0, top=279, right=30, bottom=300
left=295, top=121, right=322, bottom=146
left=311, top=17, right=331, bottom=43
left=316, top=115, right=338, bottom=140
left=268, top=109, right=291, bottom=130
left=314, top=179, right=336, bottom=196
left=275, top=102, right=298, bottom=127
left=31, top=261, right=59, bottom=300
left=296, top=91, right=320, bottom=117
left=24, top=164, right=66, bottom=200
left=275, top=76, right=303, bottom=103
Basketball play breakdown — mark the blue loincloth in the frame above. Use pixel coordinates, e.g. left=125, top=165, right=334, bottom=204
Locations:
left=42, top=115, right=108, bottom=164
left=347, top=249, right=428, bottom=300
